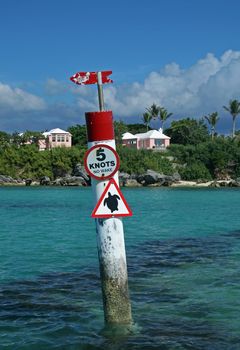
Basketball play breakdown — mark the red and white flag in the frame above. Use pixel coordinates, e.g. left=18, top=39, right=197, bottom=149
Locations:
left=70, top=71, right=113, bottom=85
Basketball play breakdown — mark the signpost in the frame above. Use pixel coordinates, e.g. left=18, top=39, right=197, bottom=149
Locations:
left=70, top=71, right=133, bottom=326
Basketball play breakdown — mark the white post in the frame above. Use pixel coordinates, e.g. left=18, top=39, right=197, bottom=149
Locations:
left=97, top=71, right=105, bottom=112
left=85, top=111, right=132, bottom=325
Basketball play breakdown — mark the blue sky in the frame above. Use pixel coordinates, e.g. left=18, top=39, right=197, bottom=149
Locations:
left=1, top=0, right=240, bottom=134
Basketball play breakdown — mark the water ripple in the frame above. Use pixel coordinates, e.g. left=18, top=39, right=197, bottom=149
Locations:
left=1, top=232, right=240, bottom=349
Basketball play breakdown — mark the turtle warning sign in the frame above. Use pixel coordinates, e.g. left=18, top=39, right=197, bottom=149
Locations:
left=91, top=178, right=133, bottom=218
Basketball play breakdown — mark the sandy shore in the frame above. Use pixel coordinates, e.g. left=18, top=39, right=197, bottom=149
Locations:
left=0, top=179, right=237, bottom=188
left=171, top=181, right=212, bottom=187
left=171, top=180, right=232, bottom=187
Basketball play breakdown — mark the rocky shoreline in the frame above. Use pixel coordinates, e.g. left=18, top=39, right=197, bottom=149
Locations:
left=1, top=167, right=240, bottom=188
left=119, top=170, right=240, bottom=188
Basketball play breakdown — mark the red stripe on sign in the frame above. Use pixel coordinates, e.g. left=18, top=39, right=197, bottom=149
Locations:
left=85, top=111, right=115, bottom=142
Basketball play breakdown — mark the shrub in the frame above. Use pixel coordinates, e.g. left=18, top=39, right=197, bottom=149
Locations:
left=179, top=162, right=212, bottom=181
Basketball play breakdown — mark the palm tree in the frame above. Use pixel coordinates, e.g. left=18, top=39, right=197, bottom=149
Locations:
left=146, top=104, right=173, bottom=131
left=159, top=107, right=173, bottom=131
left=146, top=103, right=159, bottom=120
left=204, top=112, right=219, bottom=139
left=223, top=99, right=240, bottom=137
left=142, top=112, right=152, bottom=131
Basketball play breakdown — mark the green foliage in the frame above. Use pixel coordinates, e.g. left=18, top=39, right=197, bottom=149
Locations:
left=204, top=112, right=219, bottom=139
left=0, top=131, right=11, bottom=147
left=0, top=144, right=85, bottom=180
left=1, top=114, right=240, bottom=182
left=50, top=146, right=85, bottom=178
left=114, top=122, right=149, bottom=144
left=126, top=123, right=148, bottom=134
left=146, top=103, right=159, bottom=119
left=117, top=146, right=173, bottom=175
left=114, top=121, right=128, bottom=145
left=67, top=124, right=87, bottom=146
left=0, top=145, right=21, bottom=177
left=158, top=107, right=173, bottom=130
left=21, top=130, right=45, bottom=145
left=142, top=112, right=152, bottom=131
left=179, top=162, right=212, bottom=181
left=223, top=99, right=240, bottom=137
left=11, top=132, right=22, bottom=146
left=169, top=137, right=240, bottom=180
left=165, top=118, right=209, bottom=145
left=146, top=104, right=173, bottom=130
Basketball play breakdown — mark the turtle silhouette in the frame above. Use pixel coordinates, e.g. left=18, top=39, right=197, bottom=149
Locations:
left=104, top=192, right=120, bottom=213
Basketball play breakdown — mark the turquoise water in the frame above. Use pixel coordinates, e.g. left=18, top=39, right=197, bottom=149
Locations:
left=1, top=187, right=240, bottom=349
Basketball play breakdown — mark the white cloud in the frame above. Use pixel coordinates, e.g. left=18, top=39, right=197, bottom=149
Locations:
left=46, top=50, right=240, bottom=123
left=2, top=50, right=240, bottom=132
left=45, top=78, right=67, bottom=95
left=100, top=50, right=240, bottom=118
left=0, top=82, right=46, bottom=112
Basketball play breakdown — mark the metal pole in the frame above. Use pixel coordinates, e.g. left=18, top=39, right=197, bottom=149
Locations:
left=97, top=71, right=105, bottom=111
left=85, top=111, right=132, bottom=326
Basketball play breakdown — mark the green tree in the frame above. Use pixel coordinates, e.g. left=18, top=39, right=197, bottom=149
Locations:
left=127, top=123, right=147, bottom=134
left=204, top=112, right=219, bottom=139
left=0, top=131, right=10, bottom=148
left=146, top=103, right=159, bottom=120
left=11, top=132, right=22, bottom=147
left=146, top=104, right=172, bottom=130
left=142, top=112, right=152, bottom=131
left=165, top=118, right=209, bottom=145
left=114, top=121, right=128, bottom=145
left=179, top=162, right=212, bottom=181
left=159, top=107, right=173, bottom=131
left=169, top=137, right=240, bottom=180
left=223, top=99, right=240, bottom=137
left=67, top=124, right=87, bottom=146
left=117, top=145, right=173, bottom=175
left=50, top=146, right=83, bottom=178
left=21, top=130, right=45, bottom=145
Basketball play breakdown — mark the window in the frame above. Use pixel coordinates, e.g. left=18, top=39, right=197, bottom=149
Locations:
left=128, top=140, right=136, bottom=145
left=57, top=135, right=61, bottom=142
left=155, top=139, right=163, bottom=147
left=61, top=136, right=65, bottom=142
left=52, top=136, right=56, bottom=142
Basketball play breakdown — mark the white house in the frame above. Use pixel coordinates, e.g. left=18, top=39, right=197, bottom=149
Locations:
left=38, top=128, right=72, bottom=151
left=122, top=128, right=170, bottom=150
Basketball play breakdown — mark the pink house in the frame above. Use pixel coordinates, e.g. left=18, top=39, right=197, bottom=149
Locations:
left=122, top=128, right=170, bottom=150
left=39, top=128, right=72, bottom=151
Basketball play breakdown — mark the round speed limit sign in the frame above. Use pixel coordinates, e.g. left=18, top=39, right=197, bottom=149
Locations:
left=84, top=144, right=120, bottom=180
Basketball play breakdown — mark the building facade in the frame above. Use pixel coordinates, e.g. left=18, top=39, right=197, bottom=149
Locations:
left=39, top=128, right=72, bottom=151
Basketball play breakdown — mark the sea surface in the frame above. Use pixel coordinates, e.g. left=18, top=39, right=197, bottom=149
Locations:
left=0, top=186, right=240, bottom=349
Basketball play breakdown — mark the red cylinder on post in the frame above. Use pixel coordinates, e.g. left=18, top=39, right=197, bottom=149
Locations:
left=85, top=111, right=115, bottom=142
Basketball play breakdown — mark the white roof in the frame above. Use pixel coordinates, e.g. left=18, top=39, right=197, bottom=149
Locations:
left=122, top=132, right=136, bottom=140
left=43, top=128, right=71, bottom=136
left=123, top=128, right=170, bottom=140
